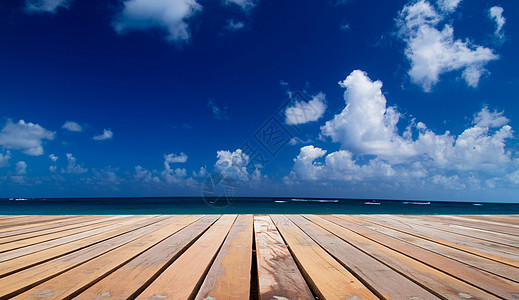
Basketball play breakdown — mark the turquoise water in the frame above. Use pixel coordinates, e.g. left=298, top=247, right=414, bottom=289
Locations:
left=1, top=197, right=519, bottom=214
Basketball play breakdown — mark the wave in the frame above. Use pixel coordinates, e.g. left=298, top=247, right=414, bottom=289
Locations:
left=364, top=202, right=381, bottom=205
left=402, top=201, right=431, bottom=205
left=291, top=199, right=339, bottom=203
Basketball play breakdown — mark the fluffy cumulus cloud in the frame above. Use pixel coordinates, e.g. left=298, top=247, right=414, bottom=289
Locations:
left=164, top=152, right=188, bottom=164
left=215, top=149, right=250, bottom=181
left=62, top=121, right=82, bottom=132
left=113, top=0, right=202, bottom=43
left=321, top=70, right=416, bottom=162
left=489, top=6, right=506, bottom=41
left=0, top=120, right=55, bottom=156
left=290, top=70, right=517, bottom=191
left=49, top=154, right=58, bottom=162
left=25, top=0, right=70, bottom=14
left=396, top=0, right=498, bottom=91
left=93, top=129, right=113, bottom=141
left=285, top=93, right=327, bottom=125
left=61, top=153, right=88, bottom=174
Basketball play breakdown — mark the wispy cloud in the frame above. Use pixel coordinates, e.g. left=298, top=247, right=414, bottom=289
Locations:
left=222, top=0, right=257, bottom=12
left=489, top=6, right=506, bottom=43
left=207, top=99, right=230, bottom=120
left=25, top=0, right=70, bottom=14
left=225, top=19, right=245, bottom=31
left=93, top=129, right=113, bottom=141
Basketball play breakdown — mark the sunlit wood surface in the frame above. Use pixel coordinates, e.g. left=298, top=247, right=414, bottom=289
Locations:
left=0, top=214, right=518, bottom=299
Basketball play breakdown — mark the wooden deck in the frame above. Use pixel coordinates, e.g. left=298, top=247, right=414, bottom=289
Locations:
left=0, top=215, right=518, bottom=299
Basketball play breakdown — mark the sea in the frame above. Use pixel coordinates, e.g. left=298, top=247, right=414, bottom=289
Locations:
left=1, top=197, right=519, bottom=215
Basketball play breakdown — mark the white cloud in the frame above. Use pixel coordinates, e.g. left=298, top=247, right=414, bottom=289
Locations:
left=489, top=6, right=505, bottom=41
left=134, top=165, right=160, bottom=183
left=49, top=154, right=58, bottom=162
left=473, top=106, right=509, bottom=128
left=93, top=129, right=113, bottom=141
left=0, top=151, right=10, bottom=168
left=15, top=161, right=27, bottom=175
left=215, top=149, right=250, bottom=181
left=164, top=152, right=188, bottom=164
left=436, top=0, right=461, bottom=13
left=25, top=0, right=70, bottom=14
left=396, top=0, right=498, bottom=91
left=321, top=70, right=416, bottom=162
left=193, top=166, right=207, bottom=178
left=49, top=165, right=57, bottom=173
left=62, top=121, right=83, bottom=132
left=225, top=19, right=245, bottom=31
left=222, top=0, right=257, bottom=12
left=293, top=70, right=517, bottom=191
left=61, top=153, right=88, bottom=174
left=207, top=99, right=229, bottom=120
left=113, top=0, right=202, bottom=43
left=0, top=120, right=55, bottom=156
left=285, top=92, right=327, bottom=125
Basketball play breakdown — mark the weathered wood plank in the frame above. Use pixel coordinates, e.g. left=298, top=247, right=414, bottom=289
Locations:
left=331, top=215, right=519, bottom=299
left=253, top=215, right=314, bottom=300
left=362, top=215, right=519, bottom=268
left=288, top=215, right=439, bottom=299
left=0, top=216, right=92, bottom=238
left=0, top=216, right=86, bottom=234
left=0, top=216, right=135, bottom=252
left=136, top=215, right=237, bottom=299
left=351, top=216, right=519, bottom=283
left=12, top=216, right=202, bottom=300
left=0, top=215, right=126, bottom=245
left=0, top=215, right=159, bottom=277
left=76, top=215, right=220, bottom=300
left=310, top=215, right=499, bottom=299
left=0, top=216, right=178, bottom=299
left=271, top=215, right=378, bottom=300
left=195, top=215, right=253, bottom=300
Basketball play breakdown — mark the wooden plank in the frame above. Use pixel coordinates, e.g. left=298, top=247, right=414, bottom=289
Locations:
left=0, top=216, right=179, bottom=299
left=253, top=215, right=314, bottom=300
left=0, top=216, right=91, bottom=238
left=0, top=216, right=84, bottom=233
left=271, top=215, right=378, bottom=300
left=0, top=217, right=162, bottom=263
left=464, top=215, right=519, bottom=226
left=288, top=215, right=439, bottom=299
left=330, top=215, right=519, bottom=299
left=76, top=215, right=220, bottom=300
left=0, top=216, right=135, bottom=252
left=307, top=215, right=499, bottom=299
left=0, top=215, right=124, bottom=245
left=195, top=215, right=253, bottom=299
left=350, top=216, right=519, bottom=283
left=361, top=215, right=519, bottom=268
left=137, top=215, right=237, bottom=299
left=0, top=216, right=160, bottom=278
left=12, top=215, right=202, bottom=300
left=424, top=215, right=519, bottom=239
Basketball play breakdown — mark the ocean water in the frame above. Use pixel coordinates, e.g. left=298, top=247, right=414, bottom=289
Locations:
left=1, top=197, right=519, bottom=215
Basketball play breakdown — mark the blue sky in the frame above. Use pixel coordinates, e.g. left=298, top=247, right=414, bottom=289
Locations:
left=1, top=0, right=518, bottom=202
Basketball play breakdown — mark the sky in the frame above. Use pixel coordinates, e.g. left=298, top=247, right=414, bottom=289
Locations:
left=0, top=0, right=518, bottom=202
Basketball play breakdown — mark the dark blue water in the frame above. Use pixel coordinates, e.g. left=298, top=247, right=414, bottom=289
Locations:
left=1, top=197, right=519, bottom=215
